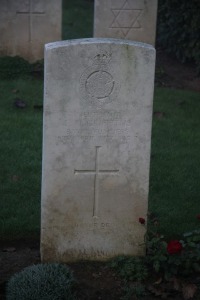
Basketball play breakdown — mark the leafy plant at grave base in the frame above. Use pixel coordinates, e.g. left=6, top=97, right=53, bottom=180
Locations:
left=110, top=256, right=148, bottom=282
left=121, top=283, right=147, bottom=300
left=110, top=256, right=148, bottom=299
left=6, top=263, right=76, bottom=300
left=0, top=56, right=44, bottom=79
left=110, top=215, right=200, bottom=299
left=144, top=213, right=200, bottom=281
left=157, top=0, right=200, bottom=73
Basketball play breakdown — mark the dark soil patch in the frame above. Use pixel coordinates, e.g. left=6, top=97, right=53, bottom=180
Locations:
left=1, top=239, right=200, bottom=299
left=0, top=239, right=40, bottom=299
left=1, top=51, right=200, bottom=300
left=0, top=239, right=124, bottom=300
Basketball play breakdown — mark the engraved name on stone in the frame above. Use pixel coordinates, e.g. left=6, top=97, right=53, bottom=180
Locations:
left=55, top=109, right=132, bottom=144
left=56, top=128, right=131, bottom=144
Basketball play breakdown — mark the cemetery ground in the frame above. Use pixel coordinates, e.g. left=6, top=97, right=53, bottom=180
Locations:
left=1, top=0, right=200, bottom=299
left=0, top=52, right=200, bottom=300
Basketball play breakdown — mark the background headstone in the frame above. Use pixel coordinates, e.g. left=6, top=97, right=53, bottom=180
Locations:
left=94, top=0, right=158, bottom=46
left=0, top=0, right=62, bottom=62
left=41, top=38, right=155, bottom=262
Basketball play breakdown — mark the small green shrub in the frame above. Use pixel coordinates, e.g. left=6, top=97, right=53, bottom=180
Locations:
left=110, top=256, right=148, bottom=282
left=122, top=283, right=147, bottom=300
left=142, top=214, right=200, bottom=280
left=6, top=263, right=76, bottom=300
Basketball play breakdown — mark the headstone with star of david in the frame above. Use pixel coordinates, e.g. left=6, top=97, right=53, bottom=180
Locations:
left=41, top=38, right=155, bottom=262
left=0, top=0, right=62, bottom=62
left=94, top=0, right=158, bottom=46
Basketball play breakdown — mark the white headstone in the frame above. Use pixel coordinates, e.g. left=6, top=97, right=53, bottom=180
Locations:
left=0, top=0, right=62, bottom=62
left=41, top=38, right=155, bottom=262
left=94, top=0, right=158, bottom=46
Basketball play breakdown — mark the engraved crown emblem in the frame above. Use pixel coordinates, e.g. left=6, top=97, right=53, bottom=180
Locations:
left=93, top=52, right=111, bottom=66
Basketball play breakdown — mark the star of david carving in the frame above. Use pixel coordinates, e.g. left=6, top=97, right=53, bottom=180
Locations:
left=110, top=0, right=143, bottom=37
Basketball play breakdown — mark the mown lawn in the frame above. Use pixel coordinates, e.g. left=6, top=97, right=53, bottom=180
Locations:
left=149, top=87, right=200, bottom=237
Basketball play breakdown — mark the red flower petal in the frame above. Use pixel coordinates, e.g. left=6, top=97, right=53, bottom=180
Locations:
left=167, top=240, right=182, bottom=254
left=139, top=217, right=145, bottom=225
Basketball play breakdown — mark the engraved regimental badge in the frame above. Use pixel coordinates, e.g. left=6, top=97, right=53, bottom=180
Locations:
left=80, top=52, right=120, bottom=107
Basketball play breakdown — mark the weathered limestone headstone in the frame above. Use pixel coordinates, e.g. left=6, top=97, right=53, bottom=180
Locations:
left=41, top=38, right=155, bottom=262
left=94, top=0, right=158, bottom=46
left=0, top=0, right=62, bottom=62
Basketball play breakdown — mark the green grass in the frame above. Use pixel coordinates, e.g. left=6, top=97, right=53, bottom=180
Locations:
left=0, top=79, right=43, bottom=239
left=0, top=0, right=200, bottom=240
left=149, top=88, right=200, bottom=237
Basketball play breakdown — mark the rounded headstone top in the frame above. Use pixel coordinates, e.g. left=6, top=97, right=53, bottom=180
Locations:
left=45, top=38, right=155, bottom=51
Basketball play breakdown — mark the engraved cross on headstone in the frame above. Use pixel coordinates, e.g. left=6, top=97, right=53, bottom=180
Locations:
left=74, top=146, right=119, bottom=218
left=16, top=0, right=45, bottom=42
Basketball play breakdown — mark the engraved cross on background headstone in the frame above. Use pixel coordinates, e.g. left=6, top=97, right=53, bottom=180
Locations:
left=74, top=146, right=119, bottom=218
left=16, top=0, right=45, bottom=42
